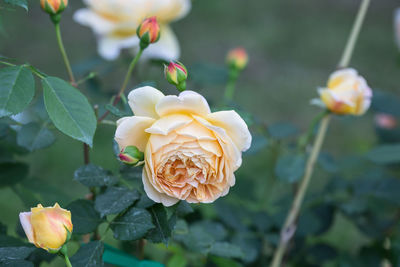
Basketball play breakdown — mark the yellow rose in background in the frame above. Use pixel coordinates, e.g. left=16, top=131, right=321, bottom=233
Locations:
left=74, top=0, right=191, bottom=60
left=314, top=68, right=372, bottom=115
left=115, top=87, right=252, bottom=206
left=19, top=203, right=73, bottom=251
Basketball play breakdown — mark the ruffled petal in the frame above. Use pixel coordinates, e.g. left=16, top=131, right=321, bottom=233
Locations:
left=115, top=116, right=155, bottom=151
left=128, top=86, right=165, bottom=118
left=156, top=90, right=211, bottom=117
left=207, top=110, right=252, bottom=152
left=146, top=114, right=192, bottom=135
left=142, top=168, right=179, bottom=206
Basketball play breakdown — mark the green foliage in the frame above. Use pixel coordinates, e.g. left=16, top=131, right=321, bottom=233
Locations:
left=67, top=199, right=103, bottom=234
left=275, top=153, right=306, bottom=183
left=70, top=241, right=104, bottom=267
left=3, top=0, right=28, bottom=11
left=16, top=122, right=55, bottom=151
left=366, top=144, right=400, bottom=164
left=74, top=164, right=118, bottom=187
left=95, top=187, right=140, bottom=217
left=0, top=162, right=28, bottom=187
left=0, top=66, right=34, bottom=118
left=42, top=77, right=97, bottom=146
left=110, top=207, right=154, bottom=241
left=146, top=204, right=175, bottom=245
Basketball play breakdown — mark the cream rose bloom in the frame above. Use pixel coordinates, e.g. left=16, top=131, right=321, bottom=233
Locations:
left=74, top=0, right=191, bottom=60
left=115, top=87, right=252, bottom=206
left=313, top=68, right=372, bottom=116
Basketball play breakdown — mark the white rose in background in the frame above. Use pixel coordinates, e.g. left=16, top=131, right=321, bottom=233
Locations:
left=115, top=87, right=252, bottom=206
left=74, top=0, right=191, bottom=60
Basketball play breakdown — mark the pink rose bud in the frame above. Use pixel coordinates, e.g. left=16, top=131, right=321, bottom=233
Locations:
left=137, top=16, right=161, bottom=49
left=119, top=146, right=144, bottom=166
left=40, top=0, right=68, bottom=15
left=226, top=47, right=249, bottom=71
left=164, top=61, right=188, bottom=91
left=375, top=113, right=397, bottom=130
left=19, top=203, right=73, bottom=252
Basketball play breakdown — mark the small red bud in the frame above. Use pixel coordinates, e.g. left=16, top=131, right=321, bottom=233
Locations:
left=164, top=61, right=188, bottom=91
left=40, top=0, right=68, bottom=15
left=137, top=17, right=161, bottom=49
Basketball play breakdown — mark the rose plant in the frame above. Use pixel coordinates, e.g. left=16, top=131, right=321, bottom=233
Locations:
left=1, top=0, right=400, bottom=267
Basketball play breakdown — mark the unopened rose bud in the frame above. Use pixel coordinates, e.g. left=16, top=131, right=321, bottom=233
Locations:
left=226, top=47, right=248, bottom=71
left=137, top=17, right=161, bottom=49
left=19, top=203, right=73, bottom=252
left=316, top=68, right=372, bottom=116
left=119, top=146, right=144, bottom=166
left=164, top=61, right=188, bottom=91
left=375, top=113, right=397, bottom=130
left=40, top=0, right=68, bottom=15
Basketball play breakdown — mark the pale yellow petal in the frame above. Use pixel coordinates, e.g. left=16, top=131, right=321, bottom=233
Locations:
left=128, top=87, right=165, bottom=119
left=115, top=116, right=155, bottom=151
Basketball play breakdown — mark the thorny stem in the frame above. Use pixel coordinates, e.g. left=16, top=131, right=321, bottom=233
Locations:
left=270, top=115, right=331, bottom=267
left=270, top=0, right=371, bottom=266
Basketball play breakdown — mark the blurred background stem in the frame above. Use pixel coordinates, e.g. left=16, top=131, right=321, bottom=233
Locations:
left=270, top=0, right=371, bottom=266
left=97, top=48, right=144, bottom=122
left=224, top=69, right=239, bottom=103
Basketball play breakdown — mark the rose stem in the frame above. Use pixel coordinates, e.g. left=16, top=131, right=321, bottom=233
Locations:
left=270, top=0, right=371, bottom=266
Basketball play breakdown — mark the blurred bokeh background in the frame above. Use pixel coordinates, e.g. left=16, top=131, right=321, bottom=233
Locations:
left=1, top=0, right=400, bottom=266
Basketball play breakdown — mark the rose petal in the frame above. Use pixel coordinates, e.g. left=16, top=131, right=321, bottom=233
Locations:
left=207, top=110, right=252, bottom=152
left=146, top=114, right=192, bottom=135
left=156, top=91, right=211, bottom=117
left=19, top=212, right=34, bottom=243
left=327, top=68, right=358, bottom=89
left=142, top=168, right=179, bottom=207
left=115, top=116, right=155, bottom=151
left=128, top=87, right=165, bottom=118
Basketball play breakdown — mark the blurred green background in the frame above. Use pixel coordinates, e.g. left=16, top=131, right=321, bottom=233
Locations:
left=1, top=0, right=400, bottom=265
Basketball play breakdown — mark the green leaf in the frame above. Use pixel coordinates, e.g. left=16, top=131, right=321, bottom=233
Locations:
left=0, top=66, right=34, bottom=118
left=74, top=164, right=118, bottom=187
left=0, top=246, right=35, bottom=261
left=174, top=224, right=214, bottom=254
left=146, top=204, right=172, bottom=245
left=0, top=162, right=28, bottom=187
left=366, top=144, right=400, bottom=164
left=70, top=241, right=104, bottom=267
left=0, top=259, right=34, bottom=266
left=175, top=201, right=193, bottom=217
left=167, top=253, right=187, bottom=267
left=275, top=153, right=306, bottom=183
left=209, top=242, right=244, bottom=259
left=16, top=122, right=55, bottom=152
left=105, top=104, right=129, bottom=117
left=42, top=77, right=96, bottom=146
left=4, top=0, right=28, bottom=11
left=67, top=199, right=102, bottom=234
left=111, top=207, right=154, bottom=241
left=268, top=122, right=299, bottom=139
left=95, top=187, right=140, bottom=217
